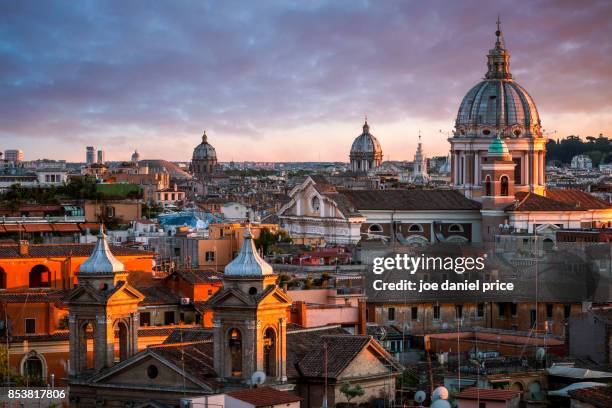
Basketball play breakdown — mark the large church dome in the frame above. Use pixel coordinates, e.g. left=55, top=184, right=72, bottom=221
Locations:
left=454, top=23, right=541, bottom=139
left=350, top=121, right=382, bottom=155
left=193, top=131, right=217, bottom=160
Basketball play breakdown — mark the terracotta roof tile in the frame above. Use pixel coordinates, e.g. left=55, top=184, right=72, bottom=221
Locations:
left=339, top=189, right=481, bottom=211
left=163, top=327, right=213, bottom=344
left=296, top=335, right=371, bottom=378
left=510, top=190, right=612, bottom=212
left=568, top=386, right=612, bottom=408
left=227, top=387, right=302, bottom=406
left=457, top=387, right=522, bottom=401
left=0, top=243, right=154, bottom=258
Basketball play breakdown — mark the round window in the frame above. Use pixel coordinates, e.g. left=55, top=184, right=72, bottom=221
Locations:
left=482, top=129, right=491, bottom=136
left=513, top=129, right=522, bottom=136
left=147, top=364, right=159, bottom=379
left=248, top=287, right=257, bottom=295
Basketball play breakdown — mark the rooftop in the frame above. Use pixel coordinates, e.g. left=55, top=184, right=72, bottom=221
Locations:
left=227, top=387, right=302, bottom=407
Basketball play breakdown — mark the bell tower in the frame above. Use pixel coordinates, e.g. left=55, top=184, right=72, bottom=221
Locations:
left=481, top=136, right=515, bottom=241
left=209, top=227, right=291, bottom=383
left=66, top=227, right=144, bottom=377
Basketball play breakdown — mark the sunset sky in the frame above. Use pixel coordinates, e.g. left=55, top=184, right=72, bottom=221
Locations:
left=1, top=0, right=611, bottom=162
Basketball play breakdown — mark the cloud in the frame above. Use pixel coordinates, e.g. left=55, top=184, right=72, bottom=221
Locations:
left=1, top=0, right=611, bottom=161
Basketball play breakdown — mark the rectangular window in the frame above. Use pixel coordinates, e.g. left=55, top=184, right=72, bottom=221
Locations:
left=433, top=305, right=440, bottom=320
left=479, top=403, right=487, bottom=408
left=411, top=307, right=418, bottom=320
left=477, top=303, right=485, bottom=318
left=140, top=312, right=151, bottom=326
left=546, top=304, right=554, bottom=319
left=25, top=318, right=36, bottom=334
left=106, top=206, right=115, bottom=217
left=205, top=251, right=215, bottom=262
left=455, top=305, right=463, bottom=319
left=388, top=307, right=395, bottom=321
left=513, top=157, right=522, bottom=184
left=498, top=302, right=506, bottom=318
left=179, top=312, right=185, bottom=323
left=164, top=311, right=175, bottom=325
left=173, top=247, right=181, bottom=257
left=511, top=303, right=518, bottom=317
left=564, top=304, right=571, bottom=319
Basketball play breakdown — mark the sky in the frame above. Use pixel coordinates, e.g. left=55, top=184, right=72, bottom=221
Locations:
left=1, top=0, right=611, bottom=163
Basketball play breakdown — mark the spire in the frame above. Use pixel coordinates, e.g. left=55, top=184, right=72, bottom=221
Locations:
left=224, top=226, right=274, bottom=277
left=485, top=16, right=512, bottom=80
left=79, top=225, right=125, bottom=274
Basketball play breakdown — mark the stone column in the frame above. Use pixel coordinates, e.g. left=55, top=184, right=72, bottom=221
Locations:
left=212, top=318, right=223, bottom=377
left=279, top=317, right=287, bottom=382
left=474, top=151, right=480, bottom=186
left=94, top=314, right=113, bottom=370
left=68, top=314, right=78, bottom=376
left=450, top=151, right=455, bottom=185
left=538, top=151, right=544, bottom=185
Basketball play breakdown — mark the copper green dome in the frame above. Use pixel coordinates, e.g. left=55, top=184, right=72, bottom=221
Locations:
left=488, top=135, right=510, bottom=157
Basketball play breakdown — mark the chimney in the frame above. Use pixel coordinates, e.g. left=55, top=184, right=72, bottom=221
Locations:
left=18, top=240, right=29, bottom=256
left=358, top=300, right=367, bottom=335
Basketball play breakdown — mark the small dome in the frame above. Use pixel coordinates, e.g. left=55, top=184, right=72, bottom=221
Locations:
left=351, top=121, right=382, bottom=155
left=131, top=150, right=140, bottom=162
left=193, top=131, right=217, bottom=160
left=224, top=228, right=274, bottom=277
left=488, top=135, right=510, bottom=157
left=79, top=227, right=124, bottom=274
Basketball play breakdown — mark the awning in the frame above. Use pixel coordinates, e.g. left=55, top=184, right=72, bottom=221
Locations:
left=2, top=225, right=24, bottom=232
left=79, top=223, right=100, bottom=232
left=23, top=224, right=53, bottom=233
left=52, top=223, right=80, bottom=232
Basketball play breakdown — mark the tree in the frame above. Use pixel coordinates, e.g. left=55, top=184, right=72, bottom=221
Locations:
left=254, top=228, right=291, bottom=255
left=340, top=381, right=365, bottom=404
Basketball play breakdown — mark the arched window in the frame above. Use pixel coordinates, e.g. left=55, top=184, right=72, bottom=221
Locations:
left=263, top=327, right=277, bottom=377
left=448, top=224, right=464, bottom=233
left=368, top=224, right=383, bottom=233
left=29, top=265, right=50, bottom=288
left=485, top=175, right=492, bottom=196
left=311, top=196, right=320, bottom=212
left=116, top=321, right=129, bottom=362
left=228, top=328, right=242, bottom=377
left=0, top=267, right=6, bottom=289
left=21, top=352, right=46, bottom=383
left=500, top=176, right=509, bottom=196
left=408, top=224, right=423, bottom=233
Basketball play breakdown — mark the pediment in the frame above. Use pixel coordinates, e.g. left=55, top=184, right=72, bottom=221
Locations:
left=65, top=285, right=104, bottom=303
left=257, top=287, right=292, bottom=307
left=207, top=288, right=252, bottom=307
left=107, top=284, right=145, bottom=304
left=91, top=352, right=209, bottom=392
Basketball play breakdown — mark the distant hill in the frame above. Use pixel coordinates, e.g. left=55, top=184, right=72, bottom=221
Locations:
left=546, top=134, right=611, bottom=166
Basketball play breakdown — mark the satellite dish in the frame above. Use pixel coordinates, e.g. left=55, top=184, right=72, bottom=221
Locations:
left=536, top=347, right=546, bottom=361
left=432, top=386, right=449, bottom=401
left=430, top=401, right=451, bottom=408
left=251, top=371, right=266, bottom=386
left=414, top=390, right=426, bottom=403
